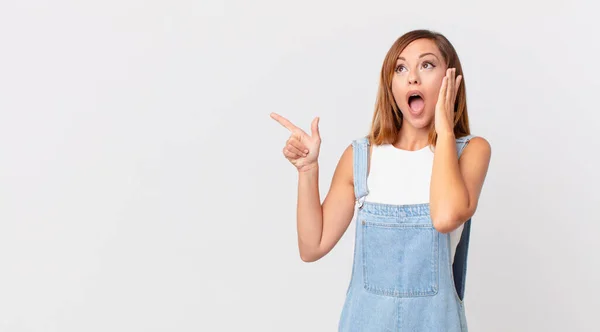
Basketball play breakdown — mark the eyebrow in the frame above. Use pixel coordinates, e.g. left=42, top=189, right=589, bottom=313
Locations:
left=397, top=52, right=440, bottom=61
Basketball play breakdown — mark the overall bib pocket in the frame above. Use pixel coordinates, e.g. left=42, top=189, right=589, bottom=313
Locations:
left=361, top=219, right=439, bottom=297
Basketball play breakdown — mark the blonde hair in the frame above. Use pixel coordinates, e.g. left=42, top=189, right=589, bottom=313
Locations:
left=367, top=29, right=470, bottom=146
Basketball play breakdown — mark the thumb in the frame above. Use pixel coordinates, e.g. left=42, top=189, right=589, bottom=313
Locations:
left=311, top=116, right=320, bottom=138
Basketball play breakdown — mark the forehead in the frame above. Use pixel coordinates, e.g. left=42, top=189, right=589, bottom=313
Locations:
left=398, top=38, right=441, bottom=60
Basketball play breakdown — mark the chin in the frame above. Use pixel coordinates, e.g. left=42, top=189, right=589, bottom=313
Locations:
left=402, top=114, right=433, bottom=129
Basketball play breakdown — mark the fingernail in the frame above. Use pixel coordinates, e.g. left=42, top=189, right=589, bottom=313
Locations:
left=304, top=149, right=309, bottom=153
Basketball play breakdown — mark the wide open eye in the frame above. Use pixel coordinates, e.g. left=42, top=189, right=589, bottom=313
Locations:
left=422, top=61, right=435, bottom=69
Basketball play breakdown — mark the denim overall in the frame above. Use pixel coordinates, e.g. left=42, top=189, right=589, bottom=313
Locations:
left=338, top=135, right=475, bottom=332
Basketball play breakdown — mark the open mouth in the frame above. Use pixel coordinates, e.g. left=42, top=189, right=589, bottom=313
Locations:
left=407, top=91, right=425, bottom=114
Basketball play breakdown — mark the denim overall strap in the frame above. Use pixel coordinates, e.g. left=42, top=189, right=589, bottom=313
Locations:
left=351, top=137, right=370, bottom=208
left=456, top=134, right=475, bottom=157
left=452, top=134, right=476, bottom=301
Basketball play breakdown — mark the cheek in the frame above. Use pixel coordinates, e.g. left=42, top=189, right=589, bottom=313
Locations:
left=391, top=80, right=405, bottom=105
left=424, top=76, right=445, bottom=103
left=425, top=72, right=444, bottom=87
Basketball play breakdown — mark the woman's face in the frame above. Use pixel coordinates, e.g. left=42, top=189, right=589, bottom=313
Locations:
left=391, top=38, right=447, bottom=130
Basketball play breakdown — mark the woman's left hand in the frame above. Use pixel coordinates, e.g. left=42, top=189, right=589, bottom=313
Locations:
left=434, top=68, right=462, bottom=136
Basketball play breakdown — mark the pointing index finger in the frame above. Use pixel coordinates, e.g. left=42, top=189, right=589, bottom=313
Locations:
left=270, top=112, right=298, bottom=132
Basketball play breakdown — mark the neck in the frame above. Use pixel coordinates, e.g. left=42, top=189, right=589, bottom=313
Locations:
left=393, top=123, right=430, bottom=151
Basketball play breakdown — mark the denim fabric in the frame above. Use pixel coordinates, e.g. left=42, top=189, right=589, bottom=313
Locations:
left=338, top=135, right=474, bottom=332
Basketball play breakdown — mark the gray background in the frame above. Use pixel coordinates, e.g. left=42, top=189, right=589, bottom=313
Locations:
left=0, top=0, right=598, bottom=331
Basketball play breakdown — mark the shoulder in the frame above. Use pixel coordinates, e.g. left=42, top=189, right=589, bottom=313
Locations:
left=334, top=143, right=355, bottom=186
left=459, top=135, right=491, bottom=164
left=335, top=137, right=373, bottom=185
left=463, top=135, right=491, bottom=154
left=340, top=137, right=369, bottom=166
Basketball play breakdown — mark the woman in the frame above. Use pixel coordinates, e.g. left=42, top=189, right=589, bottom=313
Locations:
left=270, top=29, right=491, bottom=331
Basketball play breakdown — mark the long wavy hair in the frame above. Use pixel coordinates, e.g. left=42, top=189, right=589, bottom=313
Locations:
left=367, top=29, right=470, bottom=146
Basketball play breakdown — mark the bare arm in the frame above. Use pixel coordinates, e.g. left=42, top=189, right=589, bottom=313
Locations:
left=297, top=145, right=355, bottom=262
left=270, top=112, right=356, bottom=262
left=429, top=133, right=491, bottom=233
left=429, top=68, right=492, bottom=233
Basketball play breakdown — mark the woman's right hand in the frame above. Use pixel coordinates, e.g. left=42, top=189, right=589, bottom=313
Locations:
left=270, top=112, right=321, bottom=172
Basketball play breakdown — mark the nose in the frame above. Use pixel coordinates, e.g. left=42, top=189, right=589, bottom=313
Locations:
left=408, top=71, right=420, bottom=85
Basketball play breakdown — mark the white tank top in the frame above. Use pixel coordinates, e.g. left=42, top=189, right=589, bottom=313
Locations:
left=363, top=143, right=463, bottom=263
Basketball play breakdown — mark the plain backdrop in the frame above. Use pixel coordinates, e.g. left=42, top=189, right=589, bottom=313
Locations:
left=0, top=0, right=598, bottom=331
